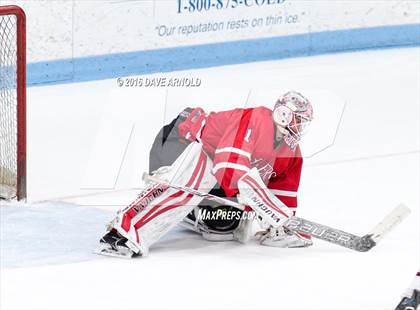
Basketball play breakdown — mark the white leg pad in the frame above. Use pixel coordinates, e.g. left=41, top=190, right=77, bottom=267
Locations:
left=238, top=168, right=292, bottom=228
left=110, top=142, right=216, bottom=255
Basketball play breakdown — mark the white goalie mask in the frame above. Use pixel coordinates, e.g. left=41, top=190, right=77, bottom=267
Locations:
left=273, top=91, right=313, bottom=150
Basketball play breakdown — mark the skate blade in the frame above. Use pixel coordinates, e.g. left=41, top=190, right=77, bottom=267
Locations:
left=94, top=244, right=135, bottom=259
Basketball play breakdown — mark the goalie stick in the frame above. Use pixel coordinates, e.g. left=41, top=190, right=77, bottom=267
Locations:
left=143, top=173, right=410, bottom=252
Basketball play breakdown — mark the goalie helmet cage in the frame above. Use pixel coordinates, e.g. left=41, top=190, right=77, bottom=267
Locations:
left=0, top=5, right=26, bottom=201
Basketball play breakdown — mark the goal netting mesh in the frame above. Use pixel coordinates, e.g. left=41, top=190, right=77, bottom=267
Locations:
left=0, top=13, right=18, bottom=199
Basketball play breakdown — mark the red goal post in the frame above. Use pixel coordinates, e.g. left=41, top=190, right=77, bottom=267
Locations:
left=0, top=5, right=26, bottom=201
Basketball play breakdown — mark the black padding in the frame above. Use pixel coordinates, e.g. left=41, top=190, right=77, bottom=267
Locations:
left=149, top=108, right=192, bottom=173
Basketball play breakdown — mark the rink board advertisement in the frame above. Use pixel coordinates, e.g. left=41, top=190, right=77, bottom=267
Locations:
left=3, top=0, right=419, bottom=84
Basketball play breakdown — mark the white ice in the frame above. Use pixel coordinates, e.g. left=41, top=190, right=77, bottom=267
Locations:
left=1, top=47, right=419, bottom=310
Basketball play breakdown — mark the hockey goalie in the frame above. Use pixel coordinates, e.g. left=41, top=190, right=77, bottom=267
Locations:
left=97, top=91, right=314, bottom=258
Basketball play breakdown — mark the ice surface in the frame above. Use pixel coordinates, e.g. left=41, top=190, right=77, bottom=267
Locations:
left=1, top=47, right=419, bottom=310
left=0, top=202, right=114, bottom=268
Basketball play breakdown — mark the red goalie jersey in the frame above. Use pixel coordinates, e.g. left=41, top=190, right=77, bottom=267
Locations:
left=199, top=106, right=302, bottom=212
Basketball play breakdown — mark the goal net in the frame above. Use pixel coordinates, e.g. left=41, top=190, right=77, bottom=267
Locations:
left=0, top=6, right=26, bottom=200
